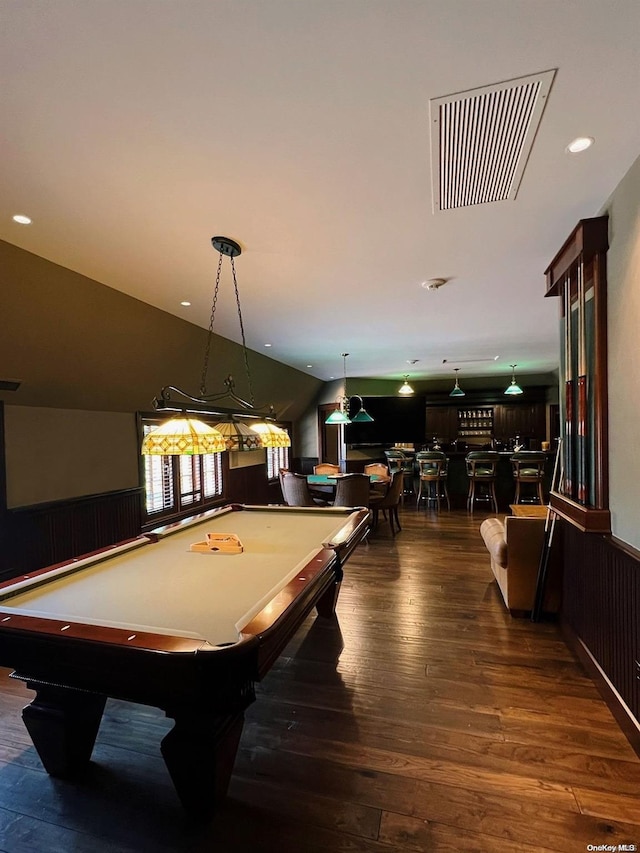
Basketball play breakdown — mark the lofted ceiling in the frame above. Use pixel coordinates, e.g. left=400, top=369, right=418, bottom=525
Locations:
left=2, top=0, right=640, bottom=385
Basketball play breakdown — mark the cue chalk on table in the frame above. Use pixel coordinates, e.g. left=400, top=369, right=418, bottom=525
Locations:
left=189, top=533, right=244, bottom=554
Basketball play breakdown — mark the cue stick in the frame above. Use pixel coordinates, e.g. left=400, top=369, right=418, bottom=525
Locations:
left=563, top=273, right=574, bottom=498
left=531, top=439, right=563, bottom=623
left=576, top=262, right=588, bottom=503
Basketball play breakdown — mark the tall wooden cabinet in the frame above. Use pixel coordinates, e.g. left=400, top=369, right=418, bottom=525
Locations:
left=493, top=403, right=545, bottom=442
left=425, top=406, right=458, bottom=442
left=425, top=392, right=547, bottom=447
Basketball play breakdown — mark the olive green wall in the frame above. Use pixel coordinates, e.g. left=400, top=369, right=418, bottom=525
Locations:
left=0, top=240, right=322, bottom=416
left=4, top=406, right=139, bottom=508
left=0, top=240, right=323, bottom=506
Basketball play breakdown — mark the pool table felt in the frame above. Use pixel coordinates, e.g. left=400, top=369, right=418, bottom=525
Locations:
left=0, top=507, right=355, bottom=647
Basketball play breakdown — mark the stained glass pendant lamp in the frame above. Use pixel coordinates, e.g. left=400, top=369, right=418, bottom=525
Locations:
left=249, top=421, right=291, bottom=447
left=142, top=236, right=290, bottom=455
left=141, top=417, right=226, bottom=455
left=214, top=418, right=264, bottom=451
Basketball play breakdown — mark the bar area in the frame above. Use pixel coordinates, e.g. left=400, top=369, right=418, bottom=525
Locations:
left=339, top=386, right=557, bottom=511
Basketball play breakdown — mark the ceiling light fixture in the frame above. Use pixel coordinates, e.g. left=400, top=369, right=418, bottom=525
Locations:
left=504, top=364, right=524, bottom=396
left=421, top=278, right=447, bottom=291
left=449, top=368, right=465, bottom=397
left=325, top=354, right=374, bottom=425
left=12, top=214, right=32, bottom=225
left=142, top=236, right=289, bottom=455
left=398, top=375, right=414, bottom=395
left=566, top=136, right=594, bottom=154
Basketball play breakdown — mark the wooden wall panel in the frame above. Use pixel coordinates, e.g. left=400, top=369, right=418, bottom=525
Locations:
left=562, top=522, right=640, bottom=745
left=2, top=460, right=284, bottom=581
left=3, top=488, right=143, bottom=580
left=224, top=460, right=281, bottom=506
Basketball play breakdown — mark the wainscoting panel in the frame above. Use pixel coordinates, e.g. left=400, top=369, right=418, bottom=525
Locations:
left=4, top=488, right=144, bottom=580
left=562, top=522, right=640, bottom=741
left=224, top=460, right=281, bottom=506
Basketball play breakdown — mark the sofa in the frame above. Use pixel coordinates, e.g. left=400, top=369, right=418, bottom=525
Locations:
left=479, top=515, right=561, bottom=616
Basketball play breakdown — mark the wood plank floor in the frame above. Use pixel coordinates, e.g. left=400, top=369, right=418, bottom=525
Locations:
left=1, top=507, right=639, bottom=852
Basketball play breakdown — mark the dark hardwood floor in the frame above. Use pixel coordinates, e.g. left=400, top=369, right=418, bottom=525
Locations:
left=1, top=506, right=639, bottom=852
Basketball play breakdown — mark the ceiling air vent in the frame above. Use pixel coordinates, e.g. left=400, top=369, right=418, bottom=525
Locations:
left=429, top=69, right=555, bottom=211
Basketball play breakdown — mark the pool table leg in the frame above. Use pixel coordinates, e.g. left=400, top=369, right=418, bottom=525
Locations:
left=19, top=680, right=107, bottom=776
left=315, top=566, right=343, bottom=618
left=160, top=710, right=245, bottom=817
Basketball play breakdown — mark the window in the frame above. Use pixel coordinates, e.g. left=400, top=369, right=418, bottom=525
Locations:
left=266, top=437, right=290, bottom=480
left=141, top=419, right=223, bottom=521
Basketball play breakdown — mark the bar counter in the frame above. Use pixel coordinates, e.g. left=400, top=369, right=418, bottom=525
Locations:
left=346, top=451, right=555, bottom=512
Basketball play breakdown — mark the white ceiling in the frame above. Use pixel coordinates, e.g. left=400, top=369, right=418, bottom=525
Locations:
left=2, top=0, right=640, bottom=384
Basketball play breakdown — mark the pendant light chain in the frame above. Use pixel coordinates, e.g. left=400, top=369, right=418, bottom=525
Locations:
left=199, top=250, right=224, bottom=396
left=231, top=254, right=255, bottom=407
left=199, top=249, right=255, bottom=406
left=146, top=235, right=290, bottom=455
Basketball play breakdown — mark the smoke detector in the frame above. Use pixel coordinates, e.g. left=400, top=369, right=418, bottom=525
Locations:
left=421, top=278, right=447, bottom=291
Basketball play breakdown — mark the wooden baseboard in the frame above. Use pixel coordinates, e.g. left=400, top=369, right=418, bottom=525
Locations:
left=562, top=618, right=640, bottom=759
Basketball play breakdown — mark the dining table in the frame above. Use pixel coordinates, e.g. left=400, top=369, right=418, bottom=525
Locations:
left=306, top=472, right=390, bottom=501
left=306, top=473, right=389, bottom=487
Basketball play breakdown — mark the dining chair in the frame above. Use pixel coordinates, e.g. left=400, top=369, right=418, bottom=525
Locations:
left=332, top=473, right=371, bottom=508
left=280, top=472, right=328, bottom=507
left=369, top=470, right=404, bottom=535
left=313, top=463, right=341, bottom=475
left=278, top=467, right=290, bottom=495
left=364, top=462, right=390, bottom=496
left=363, top=462, right=389, bottom=479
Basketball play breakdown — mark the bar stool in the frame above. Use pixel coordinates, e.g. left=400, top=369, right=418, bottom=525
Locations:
left=415, top=451, right=450, bottom=510
left=510, top=451, right=546, bottom=504
left=384, top=450, right=414, bottom=502
left=465, top=451, right=499, bottom=512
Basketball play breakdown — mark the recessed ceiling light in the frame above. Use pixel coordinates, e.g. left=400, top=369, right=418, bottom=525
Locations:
left=306, top=364, right=313, bottom=368
left=566, top=136, right=594, bottom=154
left=12, top=214, right=32, bottom=225
left=264, top=343, right=272, bottom=347
left=180, top=301, right=191, bottom=307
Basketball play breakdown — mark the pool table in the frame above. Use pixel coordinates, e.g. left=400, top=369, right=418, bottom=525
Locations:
left=0, top=503, right=370, bottom=817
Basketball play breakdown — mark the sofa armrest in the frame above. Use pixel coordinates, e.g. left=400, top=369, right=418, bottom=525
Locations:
left=480, top=518, right=507, bottom=568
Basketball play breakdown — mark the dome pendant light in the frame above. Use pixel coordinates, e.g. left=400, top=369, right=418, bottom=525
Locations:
left=398, top=375, right=414, bottom=395
left=504, top=364, right=524, bottom=395
left=449, top=368, right=465, bottom=397
left=324, top=354, right=374, bottom=424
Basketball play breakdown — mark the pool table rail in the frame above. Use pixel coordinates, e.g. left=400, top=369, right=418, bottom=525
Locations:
left=0, top=503, right=370, bottom=818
